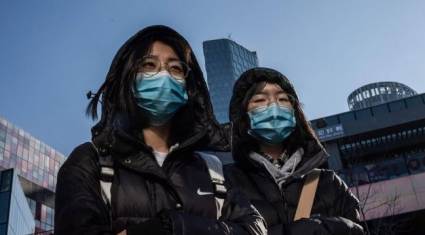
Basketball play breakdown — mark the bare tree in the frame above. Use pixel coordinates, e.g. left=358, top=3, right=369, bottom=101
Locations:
left=348, top=168, right=410, bottom=235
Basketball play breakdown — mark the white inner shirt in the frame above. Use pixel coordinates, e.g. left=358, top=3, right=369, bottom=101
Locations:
left=153, top=150, right=168, bottom=167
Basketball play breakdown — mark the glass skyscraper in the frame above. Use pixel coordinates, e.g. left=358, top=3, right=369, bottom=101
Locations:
left=0, top=168, right=35, bottom=235
left=0, top=116, right=65, bottom=234
left=203, top=38, right=259, bottom=123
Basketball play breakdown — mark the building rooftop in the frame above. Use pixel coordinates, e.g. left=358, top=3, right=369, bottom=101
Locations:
left=312, top=92, right=425, bottom=141
left=347, top=81, right=417, bottom=110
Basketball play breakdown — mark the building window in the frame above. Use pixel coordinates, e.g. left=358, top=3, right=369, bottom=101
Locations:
left=0, top=171, right=11, bottom=192
left=0, top=192, right=9, bottom=223
left=35, top=202, right=42, bottom=220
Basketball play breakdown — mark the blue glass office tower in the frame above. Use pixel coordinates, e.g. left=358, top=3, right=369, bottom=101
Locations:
left=203, top=39, right=258, bottom=123
left=0, top=168, right=35, bottom=235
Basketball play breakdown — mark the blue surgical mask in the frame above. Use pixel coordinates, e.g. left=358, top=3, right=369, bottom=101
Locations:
left=247, top=103, right=296, bottom=145
left=133, top=71, right=188, bottom=126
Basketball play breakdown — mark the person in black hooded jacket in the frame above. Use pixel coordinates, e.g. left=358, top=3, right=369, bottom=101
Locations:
left=224, top=67, right=364, bottom=235
left=54, top=25, right=266, bottom=235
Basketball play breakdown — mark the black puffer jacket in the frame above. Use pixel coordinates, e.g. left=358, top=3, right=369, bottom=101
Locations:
left=54, top=26, right=266, bottom=235
left=224, top=68, right=364, bottom=235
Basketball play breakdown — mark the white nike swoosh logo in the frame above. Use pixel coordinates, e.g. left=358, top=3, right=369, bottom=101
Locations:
left=197, top=188, right=214, bottom=196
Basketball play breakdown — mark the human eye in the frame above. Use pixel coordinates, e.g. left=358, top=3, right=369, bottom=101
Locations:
left=250, top=95, right=268, bottom=106
left=278, top=97, right=290, bottom=102
left=169, top=65, right=184, bottom=74
left=140, top=58, right=159, bottom=73
left=168, top=61, right=185, bottom=77
left=168, top=60, right=191, bottom=81
left=254, top=98, right=266, bottom=103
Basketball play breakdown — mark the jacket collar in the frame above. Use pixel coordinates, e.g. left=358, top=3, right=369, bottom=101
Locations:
left=242, top=143, right=329, bottom=185
left=113, top=127, right=208, bottom=179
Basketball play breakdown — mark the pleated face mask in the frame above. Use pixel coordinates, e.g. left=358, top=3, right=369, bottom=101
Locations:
left=133, top=71, right=188, bottom=126
left=247, top=103, right=296, bottom=145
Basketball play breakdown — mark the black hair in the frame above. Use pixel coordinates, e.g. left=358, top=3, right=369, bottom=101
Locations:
left=230, top=67, right=323, bottom=163
left=86, top=26, right=201, bottom=136
left=87, top=25, right=228, bottom=152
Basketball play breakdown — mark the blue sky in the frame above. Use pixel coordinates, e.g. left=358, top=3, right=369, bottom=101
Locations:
left=1, top=0, right=424, bottom=155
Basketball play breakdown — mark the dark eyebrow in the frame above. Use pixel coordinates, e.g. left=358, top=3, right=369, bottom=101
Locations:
left=253, top=92, right=268, bottom=96
left=167, top=57, right=181, bottom=63
left=277, top=91, right=288, bottom=96
left=144, top=55, right=181, bottom=62
left=143, top=55, right=158, bottom=59
left=254, top=90, right=286, bottom=96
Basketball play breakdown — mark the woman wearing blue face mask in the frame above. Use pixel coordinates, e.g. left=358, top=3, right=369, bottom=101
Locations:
left=54, top=25, right=266, bottom=235
left=224, top=68, right=364, bottom=235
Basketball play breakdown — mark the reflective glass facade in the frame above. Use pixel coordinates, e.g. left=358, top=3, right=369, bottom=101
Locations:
left=0, top=168, right=35, bottom=235
left=0, top=116, right=65, bottom=233
left=203, top=39, right=258, bottom=123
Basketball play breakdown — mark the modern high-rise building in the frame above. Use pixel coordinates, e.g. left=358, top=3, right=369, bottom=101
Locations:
left=0, top=116, right=65, bottom=234
left=0, top=168, right=35, bottom=235
left=311, top=84, right=425, bottom=234
left=203, top=38, right=258, bottom=123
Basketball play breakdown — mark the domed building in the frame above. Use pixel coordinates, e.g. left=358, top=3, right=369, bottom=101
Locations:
left=347, top=82, right=417, bottom=110
left=310, top=81, right=425, bottom=233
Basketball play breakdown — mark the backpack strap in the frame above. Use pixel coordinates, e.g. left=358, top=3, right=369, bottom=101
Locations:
left=91, top=142, right=114, bottom=210
left=294, top=169, right=321, bottom=221
left=196, top=152, right=227, bottom=219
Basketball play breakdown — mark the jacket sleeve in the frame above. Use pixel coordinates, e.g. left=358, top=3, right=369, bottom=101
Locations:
left=166, top=179, right=267, bottom=235
left=54, top=143, right=113, bottom=235
left=288, top=171, right=364, bottom=235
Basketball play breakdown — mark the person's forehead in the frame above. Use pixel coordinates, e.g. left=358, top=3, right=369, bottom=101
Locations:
left=145, top=54, right=180, bottom=62
left=255, top=83, right=286, bottom=95
left=148, top=41, right=179, bottom=60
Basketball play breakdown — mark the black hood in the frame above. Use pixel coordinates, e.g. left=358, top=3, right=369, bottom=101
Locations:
left=91, top=25, right=229, bottom=156
left=229, top=67, right=327, bottom=170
